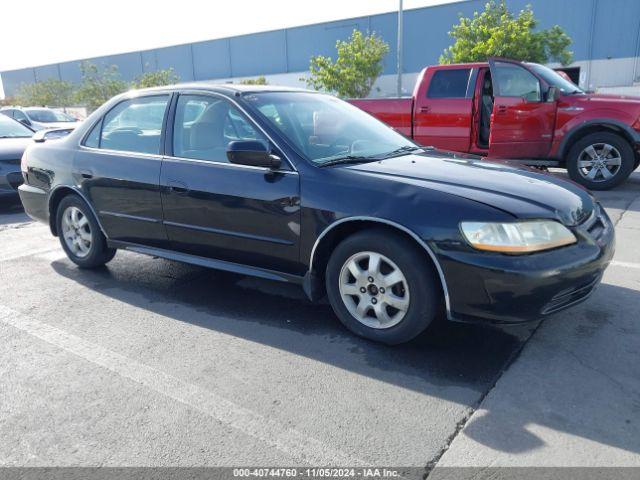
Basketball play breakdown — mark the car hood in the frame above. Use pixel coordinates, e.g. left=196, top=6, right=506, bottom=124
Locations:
left=345, top=152, right=595, bottom=226
left=0, top=137, right=31, bottom=161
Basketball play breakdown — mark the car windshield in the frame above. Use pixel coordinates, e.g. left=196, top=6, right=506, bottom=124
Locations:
left=527, top=63, right=584, bottom=94
left=244, top=92, right=417, bottom=165
left=26, top=109, right=76, bottom=123
left=0, top=114, right=33, bottom=138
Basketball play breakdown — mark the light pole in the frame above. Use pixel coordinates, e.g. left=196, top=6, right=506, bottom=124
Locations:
left=396, top=0, right=404, bottom=97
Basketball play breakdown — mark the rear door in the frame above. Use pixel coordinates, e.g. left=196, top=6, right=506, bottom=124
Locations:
left=413, top=67, right=475, bottom=151
left=75, top=94, right=171, bottom=247
left=488, top=58, right=556, bottom=159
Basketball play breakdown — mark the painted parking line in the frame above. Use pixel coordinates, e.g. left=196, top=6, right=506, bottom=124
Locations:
left=0, top=304, right=363, bottom=466
left=611, top=260, right=640, bottom=270
left=0, top=247, right=60, bottom=263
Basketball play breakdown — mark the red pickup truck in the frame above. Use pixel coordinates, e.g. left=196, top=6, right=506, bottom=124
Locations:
left=350, top=58, right=640, bottom=190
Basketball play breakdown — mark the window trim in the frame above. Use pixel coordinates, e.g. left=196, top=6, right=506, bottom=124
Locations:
left=426, top=68, right=473, bottom=99
left=165, top=89, right=297, bottom=173
left=80, top=92, right=173, bottom=156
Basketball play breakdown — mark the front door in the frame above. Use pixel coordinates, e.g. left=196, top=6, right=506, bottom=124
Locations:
left=413, top=67, right=474, bottom=152
left=74, top=94, right=171, bottom=247
left=488, top=58, right=556, bottom=159
left=160, top=93, right=301, bottom=274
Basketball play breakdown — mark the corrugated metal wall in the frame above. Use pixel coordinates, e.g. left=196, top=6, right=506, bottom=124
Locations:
left=2, top=0, right=639, bottom=96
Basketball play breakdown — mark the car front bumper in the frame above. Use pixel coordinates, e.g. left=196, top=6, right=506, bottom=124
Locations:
left=437, top=205, right=615, bottom=324
left=0, top=162, right=23, bottom=196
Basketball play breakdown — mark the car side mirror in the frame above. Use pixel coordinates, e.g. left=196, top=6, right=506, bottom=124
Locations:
left=33, top=128, right=74, bottom=143
left=226, top=140, right=281, bottom=169
left=546, top=86, right=559, bottom=102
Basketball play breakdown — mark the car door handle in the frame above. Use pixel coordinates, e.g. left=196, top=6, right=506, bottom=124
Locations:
left=496, top=105, right=508, bottom=115
left=419, top=106, right=431, bottom=113
left=167, top=180, right=189, bottom=195
left=79, top=170, right=93, bottom=179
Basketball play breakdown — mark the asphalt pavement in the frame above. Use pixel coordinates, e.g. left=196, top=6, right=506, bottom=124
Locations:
left=0, top=172, right=638, bottom=476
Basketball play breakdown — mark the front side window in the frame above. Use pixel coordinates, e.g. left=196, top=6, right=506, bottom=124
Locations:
left=173, top=95, right=266, bottom=162
left=245, top=92, right=416, bottom=165
left=13, top=110, right=29, bottom=122
left=493, top=62, right=541, bottom=102
left=427, top=69, right=471, bottom=98
left=100, top=96, right=170, bottom=154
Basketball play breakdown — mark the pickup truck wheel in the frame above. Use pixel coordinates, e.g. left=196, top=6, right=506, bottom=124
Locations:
left=567, top=132, right=635, bottom=190
left=325, top=229, right=439, bottom=345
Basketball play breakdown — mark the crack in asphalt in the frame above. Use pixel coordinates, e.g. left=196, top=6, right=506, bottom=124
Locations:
left=423, top=188, right=640, bottom=478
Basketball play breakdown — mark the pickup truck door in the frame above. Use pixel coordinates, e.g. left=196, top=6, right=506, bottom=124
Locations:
left=488, top=58, right=556, bottom=159
left=413, top=67, right=475, bottom=152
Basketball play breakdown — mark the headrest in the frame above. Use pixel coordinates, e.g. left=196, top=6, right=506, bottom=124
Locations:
left=189, top=102, right=229, bottom=150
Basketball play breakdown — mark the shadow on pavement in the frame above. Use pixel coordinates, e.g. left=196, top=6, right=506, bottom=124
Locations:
left=0, top=196, right=29, bottom=226
left=50, top=255, right=531, bottom=409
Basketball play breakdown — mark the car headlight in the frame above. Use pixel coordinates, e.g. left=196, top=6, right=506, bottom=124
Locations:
left=460, top=220, right=577, bottom=254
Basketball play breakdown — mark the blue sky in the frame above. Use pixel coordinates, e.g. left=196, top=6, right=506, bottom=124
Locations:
left=1, top=0, right=461, bottom=97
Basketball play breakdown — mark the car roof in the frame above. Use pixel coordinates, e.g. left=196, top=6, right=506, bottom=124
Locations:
left=129, top=82, right=314, bottom=96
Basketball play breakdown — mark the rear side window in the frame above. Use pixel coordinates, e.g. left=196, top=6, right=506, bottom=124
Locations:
left=427, top=69, right=471, bottom=98
left=99, top=95, right=170, bottom=154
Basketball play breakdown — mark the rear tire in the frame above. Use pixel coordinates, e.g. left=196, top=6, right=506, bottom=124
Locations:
left=566, top=132, right=635, bottom=190
left=325, top=229, right=440, bottom=345
left=56, top=195, right=116, bottom=269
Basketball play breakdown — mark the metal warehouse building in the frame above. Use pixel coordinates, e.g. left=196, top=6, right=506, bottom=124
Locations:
left=2, top=0, right=640, bottom=98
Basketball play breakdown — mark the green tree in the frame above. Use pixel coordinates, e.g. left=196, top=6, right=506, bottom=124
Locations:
left=74, top=61, right=128, bottom=111
left=133, top=67, right=180, bottom=89
left=239, top=76, right=268, bottom=85
left=15, top=79, right=76, bottom=107
left=440, top=1, right=573, bottom=66
left=306, top=29, right=390, bottom=98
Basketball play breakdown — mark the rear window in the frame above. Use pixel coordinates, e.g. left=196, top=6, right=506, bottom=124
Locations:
left=427, top=69, right=471, bottom=99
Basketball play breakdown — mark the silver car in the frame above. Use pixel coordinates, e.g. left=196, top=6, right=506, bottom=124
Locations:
left=0, top=106, right=81, bottom=132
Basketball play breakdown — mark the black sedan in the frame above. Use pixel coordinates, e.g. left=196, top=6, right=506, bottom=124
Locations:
left=18, top=85, right=614, bottom=344
left=0, top=114, right=34, bottom=198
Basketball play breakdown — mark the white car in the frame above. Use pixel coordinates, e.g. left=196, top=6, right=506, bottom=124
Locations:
left=0, top=107, right=81, bottom=131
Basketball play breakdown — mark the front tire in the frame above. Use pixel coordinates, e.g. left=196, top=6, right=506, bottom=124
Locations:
left=325, top=229, right=440, bottom=345
left=566, top=132, right=635, bottom=190
left=56, top=195, right=116, bottom=268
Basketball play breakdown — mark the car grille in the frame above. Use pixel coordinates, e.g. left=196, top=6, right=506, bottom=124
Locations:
left=578, top=204, right=609, bottom=244
left=541, top=273, right=602, bottom=315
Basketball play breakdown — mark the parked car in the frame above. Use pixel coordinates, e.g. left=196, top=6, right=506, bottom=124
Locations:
left=19, top=85, right=614, bottom=344
left=349, top=57, right=640, bottom=190
left=0, top=106, right=81, bottom=131
left=0, top=114, right=34, bottom=198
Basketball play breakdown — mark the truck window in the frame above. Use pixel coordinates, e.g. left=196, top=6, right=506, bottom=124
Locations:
left=427, top=69, right=471, bottom=99
left=493, top=62, right=541, bottom=102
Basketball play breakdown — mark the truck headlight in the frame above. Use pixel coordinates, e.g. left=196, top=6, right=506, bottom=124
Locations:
left=460, top=220, right=577, bottom=254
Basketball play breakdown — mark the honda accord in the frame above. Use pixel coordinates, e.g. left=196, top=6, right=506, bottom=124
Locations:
left=19, top=85, right=615, bottom=344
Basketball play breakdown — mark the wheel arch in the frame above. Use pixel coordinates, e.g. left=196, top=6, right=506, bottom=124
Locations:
left=48, top=185, right=106, bottom=238
left=557, top=119, right=640, bottom=161
left=305, top=217, right=452, bottom=319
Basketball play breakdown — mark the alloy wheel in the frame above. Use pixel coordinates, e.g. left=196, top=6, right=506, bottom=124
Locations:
left=577, top=143, right=622, bottom=182
left=61, top=206, right=92, bottom=258
left=338, top=251, right=410, bottom=329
